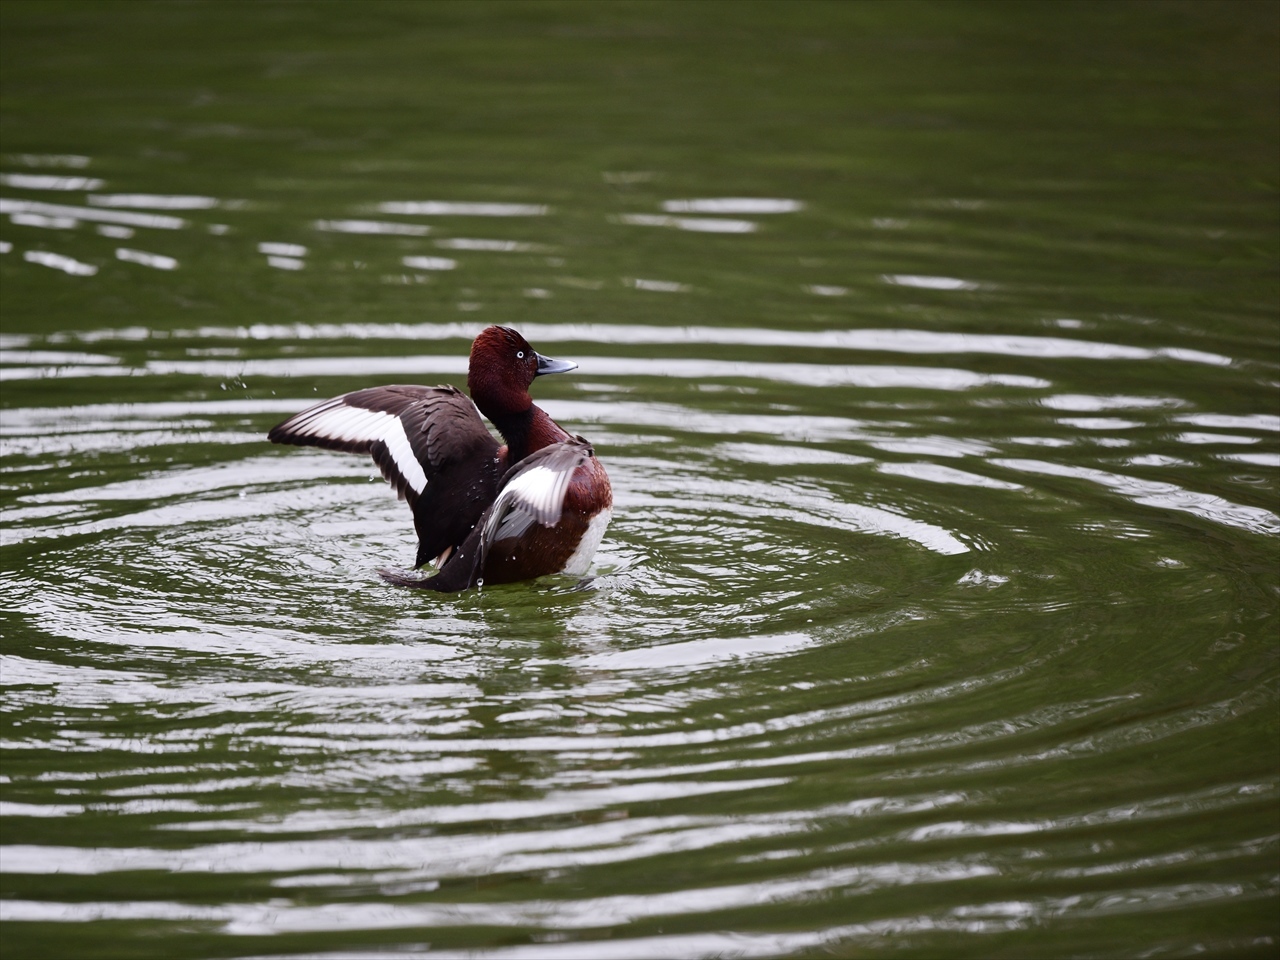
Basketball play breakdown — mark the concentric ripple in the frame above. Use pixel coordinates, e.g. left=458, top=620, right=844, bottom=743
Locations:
left=3, top=314, right=1277, bottom=958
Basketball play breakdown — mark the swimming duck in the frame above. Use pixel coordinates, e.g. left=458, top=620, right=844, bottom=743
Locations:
left=267, top=325, right=612, bottom=590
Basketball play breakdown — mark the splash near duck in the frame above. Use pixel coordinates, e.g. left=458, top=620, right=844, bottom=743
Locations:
left=268, top=326, right=612, bottom=590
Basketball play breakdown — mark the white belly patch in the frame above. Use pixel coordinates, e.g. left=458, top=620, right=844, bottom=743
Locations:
left=561, top=508, right=612, bottom=576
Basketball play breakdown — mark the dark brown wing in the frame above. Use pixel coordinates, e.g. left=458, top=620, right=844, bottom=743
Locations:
left=268, top=385, right=503, bottom=566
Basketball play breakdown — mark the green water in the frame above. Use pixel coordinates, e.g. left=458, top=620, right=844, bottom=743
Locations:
left=1, top=2, right=1278, bottom=957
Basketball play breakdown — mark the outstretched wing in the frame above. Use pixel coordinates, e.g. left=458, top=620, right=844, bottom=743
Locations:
left=269, top=385, right=503, bottom=565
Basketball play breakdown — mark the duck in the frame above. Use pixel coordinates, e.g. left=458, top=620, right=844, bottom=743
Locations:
left=267, top=325, right=612, bottom=591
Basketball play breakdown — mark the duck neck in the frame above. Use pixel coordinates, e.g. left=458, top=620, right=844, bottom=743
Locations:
left=491, top=403, right=569, bottom=464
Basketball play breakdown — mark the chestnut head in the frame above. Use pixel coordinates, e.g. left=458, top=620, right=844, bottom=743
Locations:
left=467, top=326, right=576, bottom=416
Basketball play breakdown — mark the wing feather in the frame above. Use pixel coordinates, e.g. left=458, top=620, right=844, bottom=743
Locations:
left=479, top=440, right=590, bottom=561
left=268, top=385, right=497, bottom=515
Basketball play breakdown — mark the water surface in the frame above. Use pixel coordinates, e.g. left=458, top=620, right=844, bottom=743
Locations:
left=1, top=3, right=1278, bottom=958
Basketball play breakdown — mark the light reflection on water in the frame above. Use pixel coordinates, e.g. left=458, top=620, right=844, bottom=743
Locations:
left=2, top=321, right=1238, bottom=366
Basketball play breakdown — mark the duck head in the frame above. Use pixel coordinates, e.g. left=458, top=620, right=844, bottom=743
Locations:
left=467, top=326, right=577, bottom=420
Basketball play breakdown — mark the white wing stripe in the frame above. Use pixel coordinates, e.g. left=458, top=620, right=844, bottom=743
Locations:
left=483, top=462, right=571, bottom=545
left=282, top=402, right=428, bottom=494
left=292, top=404, right=385, bottom=440
left=501, top=465, right=566, bottom=524
left=384, top=417, right=428, bottom=494
left=323, top=406, right=390, bottom=443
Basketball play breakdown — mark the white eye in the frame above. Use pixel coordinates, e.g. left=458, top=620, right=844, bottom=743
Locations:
left=516, top=351, right=524, bottom=359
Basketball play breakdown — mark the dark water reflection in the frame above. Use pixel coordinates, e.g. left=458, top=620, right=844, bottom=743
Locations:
left=2, top=3, right=1278, bottom=958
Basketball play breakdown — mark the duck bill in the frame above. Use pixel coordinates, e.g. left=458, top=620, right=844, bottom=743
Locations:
left=534, top=352, right=578, bottom=377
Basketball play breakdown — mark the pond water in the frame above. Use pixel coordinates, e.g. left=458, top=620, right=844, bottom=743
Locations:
left=1, top=3, right=1277, bottom=958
